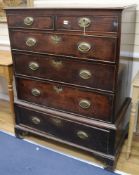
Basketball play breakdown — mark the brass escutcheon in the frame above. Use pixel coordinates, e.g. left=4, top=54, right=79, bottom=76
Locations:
left=51, top=60, right=63, bottom=69
left=51, top=118, right=62, bottom=127
left=53, top=85, right=63, bottom=94
left=51, top=35, right=62, bottom=44
left=78, top=17, right=91, bottom=28
left=79, top=99, right=91, bottom=109
left=77, top=130, right=89, bottom=140
left=24, top=17, right=34, bottom=26
left=79, top=70, right=92, bottom=80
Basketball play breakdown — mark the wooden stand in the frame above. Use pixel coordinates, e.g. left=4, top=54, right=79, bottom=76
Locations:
left=127, top=71, right=139, bottom=159
left=0, top=51, right=14, bottom=115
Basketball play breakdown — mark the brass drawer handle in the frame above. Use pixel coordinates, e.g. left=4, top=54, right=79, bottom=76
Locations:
left=78, top=42, right=91, bottom=53
left=79, top=99, right=91, bottom=109
left=31, top=88, right=41, bottom=97
left=77, top=130, right=89, bottom=140
left=31, top=116, right=41, bottom=125
left=51, top=118, right=62, bottom=127
left=53, top=85, right=63, bottom=94
left=78, top=17, right=91, bottom=28
left=51, top=60, right=63, bottom=69
left=79, top=70, right=92, bottom=80
left=29, top=62, right=39, bottom=71
left=51, top=35, right=62, bottom=44
left=24, top=17, right=34, bottom=26
left=26, top=37, right=37, bottom=47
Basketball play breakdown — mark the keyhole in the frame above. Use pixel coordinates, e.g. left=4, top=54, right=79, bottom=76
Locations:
left=53, top=85, right=63, bottom=93
left=83, top=19, right=86, bottom=24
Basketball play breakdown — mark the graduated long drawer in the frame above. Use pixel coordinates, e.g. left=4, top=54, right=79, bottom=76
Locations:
left=13, top=52, right=116, bottom=92
left=15, top=103, right=111, bottom=154
left=10, top=30, right=117, bottom=63
left=16, top=77, right=114, bottom=122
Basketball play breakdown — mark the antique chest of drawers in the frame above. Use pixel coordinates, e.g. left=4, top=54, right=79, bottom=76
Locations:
left=6, top=5, right=136, bottom=170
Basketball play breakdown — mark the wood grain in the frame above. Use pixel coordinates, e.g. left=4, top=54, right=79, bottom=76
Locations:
left=16, top=77, right=114, bottom=122
left=10, top=30, right=117, bottom=63
left=0, top=51, right=12, bottom=66
left=13, top=52, right=116, bottom=92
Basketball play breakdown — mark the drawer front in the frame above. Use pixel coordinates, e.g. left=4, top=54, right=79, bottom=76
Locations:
left=10, top=30, right=117, bottom=63
left=56, top=16, right=118, bottom=33
left=16, top=78, right=114, bottom=122
left=15, top=104, right=110, bottom=153
left=13, top=53, right=116, bottom=92
left=7, top=15, right=54, bottom=30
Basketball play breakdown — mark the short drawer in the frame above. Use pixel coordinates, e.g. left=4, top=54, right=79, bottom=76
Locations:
left=15, top=104, right=110, bottom=154
left=16, top=77, right=114, bottom=122
left=7, top=14, right=54, bottom=30
left=13, top=52, right=116, bottom=92
left=10, top=30, right=117, bottom=63
left=56, top=16, right=118, bottom=33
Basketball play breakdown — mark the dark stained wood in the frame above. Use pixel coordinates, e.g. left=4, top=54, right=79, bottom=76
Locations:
left=14, top=97, right=131, bottom=130
left=13, top=52, right=116, bottom=92
left=14, top=98, right=116, bottom=130
left=5, top=5, right=136, bottom=170
left=14, top=125, right=115, bottom=165
left=14, top=97, right=130, bottom=157
left=7, top=15, right=54, bottom=30
left=10, top=30, right=117, bottom=63
left=16, top=77, right=114, bottom=122
left=15, top=103, right=110, bottom=154
left=6, top=11, right=119, bottom=34
left=56, top=15, right=118, bottom=33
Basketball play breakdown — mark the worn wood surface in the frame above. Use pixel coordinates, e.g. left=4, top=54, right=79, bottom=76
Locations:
left=15, top=103, right=110, bottom=154
left=13, top=52, right=116, bottom=92
left=10, top=30, right=117, bottom=63
left=16, top=77, right=114, bottom=122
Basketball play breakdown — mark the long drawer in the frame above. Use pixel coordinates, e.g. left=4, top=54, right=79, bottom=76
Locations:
left=10, top=30, right=117, bottom=63
left=13, top=52, right=116, bottom=92
left=15, top=103, right=110, bottom=154
left=16, top=77, right=114, bottom=122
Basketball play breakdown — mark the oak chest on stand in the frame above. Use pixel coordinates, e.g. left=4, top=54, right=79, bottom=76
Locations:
left=6, top=5, right=136, bottom=170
